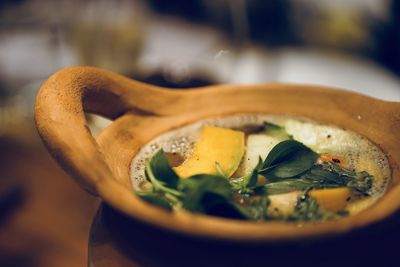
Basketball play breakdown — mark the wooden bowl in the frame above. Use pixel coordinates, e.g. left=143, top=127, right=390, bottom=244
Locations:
left=35, top=67, right=400, bottom=251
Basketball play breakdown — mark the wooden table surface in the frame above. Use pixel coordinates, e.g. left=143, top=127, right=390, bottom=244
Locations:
left=0, top=136, right=99, bottom=267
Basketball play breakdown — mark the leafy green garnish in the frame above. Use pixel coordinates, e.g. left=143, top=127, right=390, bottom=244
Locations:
left=263, top=161, right=374, bottom=196
left=178, top=174, right=232, bottom=213
left=147, top=149, right=179, bottom=189
left=261, top=140, right=315, bottom=169
left=348, top=171, right=374, bottom=195
left=178, top=174, right=256, bottom=219
left=208, top=191, right=270, bottom=220
left=304, top=162, right=374, bottom=195
left=141, top=150, right=270, bottom=220
left=145, top=157, right=181, bottom=199
left=201, top=194, right=253, bottom=220
left=139, top=149, right=182, bottom=210
left=259, top=140, right=319, bottom=180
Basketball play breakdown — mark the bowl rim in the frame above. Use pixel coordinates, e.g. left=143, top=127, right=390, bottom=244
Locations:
left=95, top=85, right=400, bottom=242
left=35, top=67, right=400, bottom=242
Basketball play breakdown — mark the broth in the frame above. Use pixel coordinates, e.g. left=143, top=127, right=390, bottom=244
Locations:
left=130, top=114, right=390, bottom=217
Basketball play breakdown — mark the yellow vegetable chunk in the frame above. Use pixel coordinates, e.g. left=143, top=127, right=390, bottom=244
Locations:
left=309, top=188, right=351, bottom=212
left=173, top=126, right=245, bottom=178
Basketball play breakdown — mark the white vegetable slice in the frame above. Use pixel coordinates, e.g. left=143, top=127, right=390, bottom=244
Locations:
left=268, top=191, right=301, bottom=217
left=234, top=134, right=280, bottom=177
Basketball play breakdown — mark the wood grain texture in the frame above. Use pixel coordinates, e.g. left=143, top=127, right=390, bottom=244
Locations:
left=35, top=66, right=400, bottom=243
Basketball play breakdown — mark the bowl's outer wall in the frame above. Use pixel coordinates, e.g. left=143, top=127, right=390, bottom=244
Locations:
left=35, top=66, right=400, bottom=243
left=91, top=203, right=400, bottom=267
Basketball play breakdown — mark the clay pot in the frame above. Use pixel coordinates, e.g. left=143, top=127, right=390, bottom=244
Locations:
left=35, top=66, right=400, bottom=266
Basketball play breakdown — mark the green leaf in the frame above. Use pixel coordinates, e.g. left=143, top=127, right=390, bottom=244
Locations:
left=349, top=171, right=374, bottom=195
left=259, top=140, right=319, bottom=180
left=201, top=193, right=251, bottom=220
left=178, top=174, right=232, bottom=213
left=136, top=192, right=173, bottom=211
left=308, top=166, right=343, bottom=184
left=266, top=150, right=319, bottom=179
left=204, top=193, right=270, bottom=220
left=262, top=140, right=317, bottom=168
left=301, top=162, right=374, bottom=195
left=148, top=149, right=180, bottom=189
left=145, top=154, right=181, bottom=199
left=264, top=161, right=369, bottom=195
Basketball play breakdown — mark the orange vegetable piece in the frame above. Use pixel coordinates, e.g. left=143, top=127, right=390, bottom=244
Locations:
left=309, top=187, right=351, bottom=212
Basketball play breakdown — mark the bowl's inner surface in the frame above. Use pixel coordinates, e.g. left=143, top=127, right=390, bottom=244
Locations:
left=130, top=113, right=391, bottom=216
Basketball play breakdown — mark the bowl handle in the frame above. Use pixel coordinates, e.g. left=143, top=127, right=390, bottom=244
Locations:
left=34, top=66, right=179, bottom=195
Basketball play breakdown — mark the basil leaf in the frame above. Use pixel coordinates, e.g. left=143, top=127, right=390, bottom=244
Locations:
left=306, top=165, right=346, bottom=185
left=136, top=192, right=173, bottom=211
left=265, top=150, right=319, bottom=179
left=260, top=141, right=319, bottom=180
left=348, top=171, right=374, bottom=195
left=201, top=193, right=250, bottom=220
left=315, top=162, right=374, bottom=195
left=145, top=151, right=181, bottom=198
left=178, top=174, right=232, bottom=213
left=262, top=140, right=317, bottom=169
left=148, top=149, right=180, bottom=189
left=205, top=194, right=269, bottom=220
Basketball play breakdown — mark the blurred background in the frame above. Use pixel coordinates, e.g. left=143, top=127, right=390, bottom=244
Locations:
left=0, top=0, right=399, bottom=266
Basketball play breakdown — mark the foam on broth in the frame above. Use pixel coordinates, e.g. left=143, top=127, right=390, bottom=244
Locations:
left=130, top=114, right=391, bottom=215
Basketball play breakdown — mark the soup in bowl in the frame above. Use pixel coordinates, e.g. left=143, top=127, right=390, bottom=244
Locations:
left=131, top=115, right=391, bottom=222
left=35, top=67, right=400, bottom=245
